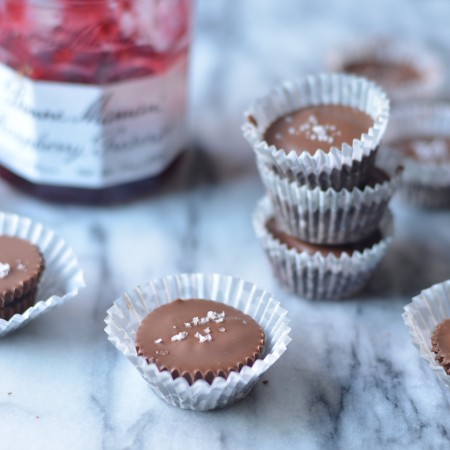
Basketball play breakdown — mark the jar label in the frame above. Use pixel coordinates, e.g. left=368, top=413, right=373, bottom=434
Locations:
left=0, top=58, right=187, bottom=188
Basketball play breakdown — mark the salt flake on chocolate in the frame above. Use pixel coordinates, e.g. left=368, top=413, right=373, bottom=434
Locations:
left=184, top=322, right=192, bottom=328
left=199, top=317, right=210, bottom=325
left=203, top=327, right=211, bottom=334
left=0, top=263, right=10, bottom=279
left=171, top=331, right=188, bottom=342
left=207, top=311, right=225, bottom=323
left=195, top=332, right=212, bottom=343
left=219, top=327, right=226, bottom=332
left=154, top=338, right=163, bottom=344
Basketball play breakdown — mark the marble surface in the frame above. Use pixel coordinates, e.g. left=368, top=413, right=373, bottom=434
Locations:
left=2, top=0, right=450, bottom=449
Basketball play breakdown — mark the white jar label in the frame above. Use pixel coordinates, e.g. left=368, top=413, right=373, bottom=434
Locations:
left=0, top=57, right=187, bottom=188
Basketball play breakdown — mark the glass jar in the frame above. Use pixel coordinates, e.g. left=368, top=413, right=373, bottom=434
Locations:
left=0, top=0, right=191, bottom=203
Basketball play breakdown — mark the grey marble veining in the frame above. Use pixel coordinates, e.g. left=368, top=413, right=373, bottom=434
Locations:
left=2, top=0, right=450, bottom=449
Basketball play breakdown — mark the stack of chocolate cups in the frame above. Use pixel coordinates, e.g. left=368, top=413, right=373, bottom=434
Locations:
left=244, top=73, right=399, bottom=300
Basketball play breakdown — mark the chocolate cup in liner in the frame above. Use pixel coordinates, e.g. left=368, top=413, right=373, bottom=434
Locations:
left=0, top=212, right=85, bottom=337
left=327, top=38, right=443, bottom=102
left=382, top=103, right=450, bottom=208
left=258, top=161, right=401, bottom=244
left=253, top=197, right=393, bottom=300
left=403, top=280, right=450, bottom=390
left=242, top=73, right=390, bottom=191
left=104, top=273, right=291, bottom=411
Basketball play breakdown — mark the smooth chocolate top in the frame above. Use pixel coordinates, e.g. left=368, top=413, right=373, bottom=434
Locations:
left=0, top=236, right=44, bottom=306
left=267, top=218, right=382, bottom=256
left=343, top=60, right=420, bottom=88
left=264, top=105, right=373, bottom=155
left=391, top=136, right=450, bottom=163
left=136, top=299, right=265, bottom=384
left=432, top=319, right=450, bottom=374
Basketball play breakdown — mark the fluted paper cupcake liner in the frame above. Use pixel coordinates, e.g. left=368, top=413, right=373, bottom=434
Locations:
left=0, top=212, right=85, bottom=336
left=382, top=103, right=450, bottom=208
left=403, top=280, right=450, bottom=390
left=253, top=197, right=393, bottom=300
left=243, top=73, right=390, bottom=191
left=327, top=38, right=443, bottom=102
left=258, top=161, right=401, bottom=244
left=104, top=273, right=291, bottom=411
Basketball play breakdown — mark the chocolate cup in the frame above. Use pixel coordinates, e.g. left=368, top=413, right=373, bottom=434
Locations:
left=259, top=162, right=400, bottom=244
left=243, top=73, right=389, bottom=192
left=253, top=197, right=393, bottom=300
left=0, top=236, right=45, bottom=310
left=382, top=103, right=450, bottom=209
left=105, top=273, right=291, bottom=411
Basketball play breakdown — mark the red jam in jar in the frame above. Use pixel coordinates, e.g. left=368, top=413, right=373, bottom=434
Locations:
left=0, top=0, right=191, bottom=203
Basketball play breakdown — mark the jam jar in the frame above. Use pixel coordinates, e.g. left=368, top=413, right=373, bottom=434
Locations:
left=0, top=0, right=191, bottom=203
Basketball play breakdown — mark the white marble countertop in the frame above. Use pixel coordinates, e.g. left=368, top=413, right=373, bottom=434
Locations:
left=2, top=1, right=450, bottom=449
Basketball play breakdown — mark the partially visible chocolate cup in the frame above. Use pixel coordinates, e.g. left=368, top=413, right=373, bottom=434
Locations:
left=258, top=161, right=401, bottom=244
left=403, top=280, right=450, bottom=391
left=253, top=197, right=393, bottom=300
left=105, top=273, right=291, bottom=411
left=0, top=212, right=85, bottom=337
left=0, top=236, right=44, bottom=320
left=327, top=38, right=443, bottom=102
left=382, top=102, right=450, bottom=208
left=242, top=73, right=389, bottom=191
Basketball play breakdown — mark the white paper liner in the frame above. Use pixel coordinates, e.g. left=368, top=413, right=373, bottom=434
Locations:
left=253, top=197, right=393, bottom=300
left=403, top=280, right=450, bottom=390
left=0, top=212, right=85, bottom=337
left=242, top=73, right=390, bottom=190
left=327, top=38, right=444, bottom=101
left=104, top=273, right=291, bottom=411
left=258, top=161, right=401, bottom=244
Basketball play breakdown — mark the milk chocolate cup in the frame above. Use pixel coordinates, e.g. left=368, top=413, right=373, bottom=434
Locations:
left=403, top=280, right=450, bottom=391
left=382, top=103, right=450, bottom=208
left=327, top=38, right=443, bottom=102
left=105, top=273, right=291, bottom=411
left=0, top=212, right=85, bottom=337
left=258, top=161, right=401, bottom=244
left=242, top=73, right=389, bottom=191
left=253, top=197, right=393, bottom=300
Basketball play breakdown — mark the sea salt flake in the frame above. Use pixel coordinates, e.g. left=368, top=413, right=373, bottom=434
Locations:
left=242, top=320, right=248, bottom=325
left=171, top=331, right=188, bottom=342
left=199, top=317, right=210, bottom=325
left=0, top=263, right=10, bottom=279
left=203, top=327, right=211, bottom=334
left=219, top=327, right=226, bottom=332
left=184, top=322, right=192, bottom=328
left=154, top=338, right=163, bottom=344
left=172, top=325, right=177, bottom=329
left=207, top=311, right=225, bottom=323
left=192, top=317, right=200, bottom=326
left=156, top=350, right=169, bottom=356
left=195, top=332, right=212, bottom=343
left=16, top=260, right=26, bottom=271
